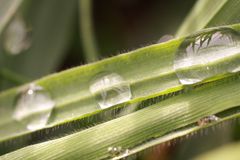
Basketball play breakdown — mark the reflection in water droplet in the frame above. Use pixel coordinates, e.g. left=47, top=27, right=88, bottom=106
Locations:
left=197, top=115, right=219, bottom=126
left=158, top=35, right=174, bottom=43
left=90, top=73, right=132, bottom=109
left=4, top=16, right=31, bottom=55
left=174, top=28, right=240, bottom=85
left=13, top=83, right=55, bottom=131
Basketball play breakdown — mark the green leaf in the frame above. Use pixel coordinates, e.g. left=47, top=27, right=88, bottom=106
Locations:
left=176, top=0, right=240, bottom=36
left=1, top=23, right=240, bottom=156
left=0, top=29, right=182, bottom=145
left=78, top=0, right=99, bottom=62
left=1, top=71, right=240, bottom=159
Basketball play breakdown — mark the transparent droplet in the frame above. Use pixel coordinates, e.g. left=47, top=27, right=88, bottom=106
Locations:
left=90, top=73, right=132, bottom=109
left=197, top=115, right=219, bottom=126
left=13, top=83, right=55, bottom=131
left=108, top=146, right=129, bottom=158
left=4, top=16, right=31, bottom=55
left=174, top=28, right=240, bottom=85
left=158, top=34, right=174, bottom=43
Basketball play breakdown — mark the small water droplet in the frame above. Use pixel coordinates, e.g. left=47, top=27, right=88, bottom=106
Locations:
left=108, top=146, right=122, bottom=157
left=174, top=28, right=240, bottom=85
left=4, top=16, right=31, bottom=55
left=197, top=115, right=219, bottom=126
left=13, top=83, right=55, bottom=131
left=108, top=146, right=129, bottom=158
left=158, top=35, right=174, bottom=43
left=90, top=73, right=132, bottom=109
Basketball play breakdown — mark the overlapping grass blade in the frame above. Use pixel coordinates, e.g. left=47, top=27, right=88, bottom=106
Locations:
left=2, top=70, right=240, bottom=159
left=176, top=0, right=240, bottom=36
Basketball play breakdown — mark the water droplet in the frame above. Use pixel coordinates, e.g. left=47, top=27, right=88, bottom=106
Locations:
left=13, top=83, right=55, bottom=131
left=197, top=115, right=219, bottom=126
left=174, top=28, right=240, bottom=85
left=90, top=73, right=132, bottom=109
left=108, top=146, right=129, bottom=158
left=4, top=16, right=31, bottom=55
left=158, top=35, right=174, bottom=43
left=108, top=146, right=122, bottom=157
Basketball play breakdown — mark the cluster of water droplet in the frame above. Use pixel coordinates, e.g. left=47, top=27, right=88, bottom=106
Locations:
left=12, top=72, right=132, bottom=130
left=13, top=83, right=55, bottom=131
left=174, top=28, right=240, bottom=85
left=90, top=73, right=132, bottom=109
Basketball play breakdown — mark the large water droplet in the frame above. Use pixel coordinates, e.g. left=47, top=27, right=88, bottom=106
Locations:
left=90, top=73, right=132, bottom=109
left=174, top=28, right=240, bottom=85
left=4, top=16, right=31, bottom=55
left=197, top=115, right=219, bottom=126
left=13, top=83, right=55, bottom=131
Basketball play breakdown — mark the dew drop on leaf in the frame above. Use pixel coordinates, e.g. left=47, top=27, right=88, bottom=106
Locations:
left=4, top=16, right=31, bottom=55
left=108, top=146, right=130, bottom=158
left=174, top=28, right=240, bottom=85
left=90, top=73, right=132, bottom=109
left=13, top=83, right=55, bottom=131
left=197, top=115, right=219, bottom=126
